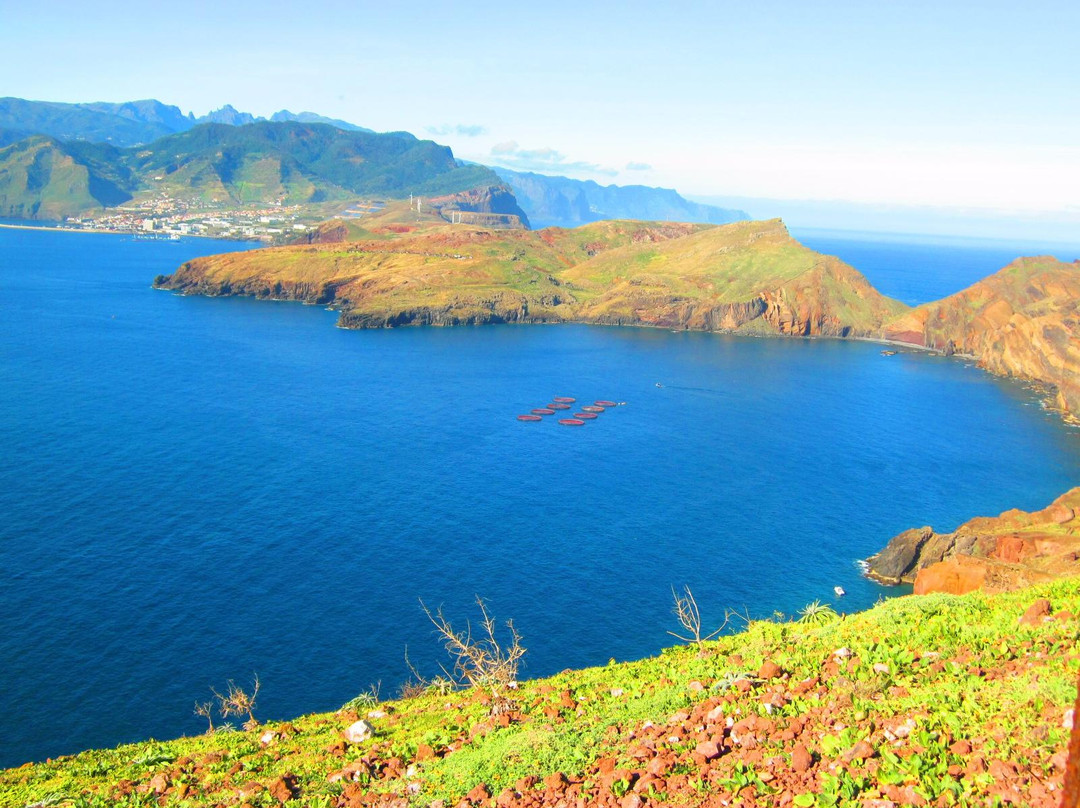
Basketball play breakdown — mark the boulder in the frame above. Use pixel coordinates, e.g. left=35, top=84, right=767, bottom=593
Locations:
left=343, top=719, right=375, bottom=744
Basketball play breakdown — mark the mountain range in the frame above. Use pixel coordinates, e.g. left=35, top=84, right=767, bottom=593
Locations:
left=0, top=97, right=371, bottom=147
left=0, top=97, right=745, bottom=228
left=0, top=123, right=510, bottom=220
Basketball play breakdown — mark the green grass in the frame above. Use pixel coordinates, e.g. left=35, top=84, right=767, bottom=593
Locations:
left=3, top=579, right=1076, bottom=807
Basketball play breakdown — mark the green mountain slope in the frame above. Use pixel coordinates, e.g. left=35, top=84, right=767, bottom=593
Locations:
left=0, top=122, right=515, bottom=218
left=0, top=136, right=134, bottom=219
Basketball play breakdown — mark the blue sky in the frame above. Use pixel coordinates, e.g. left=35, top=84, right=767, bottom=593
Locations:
left=3, top=0, right=1077, bottom=217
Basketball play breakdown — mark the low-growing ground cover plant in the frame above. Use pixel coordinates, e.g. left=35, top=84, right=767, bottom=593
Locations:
left=3, top=579, right=1077, bottom=808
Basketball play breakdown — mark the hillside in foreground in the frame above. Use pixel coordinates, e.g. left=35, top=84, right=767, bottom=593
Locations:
left=155, top=216, right=908, bottom=337
left=3, top=579, right=1077, bottom=807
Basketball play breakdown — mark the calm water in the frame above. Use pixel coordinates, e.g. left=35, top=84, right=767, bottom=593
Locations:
left=795, top=227, right=1080, bottom=305
left=2, top=227, right=1080, bottom=767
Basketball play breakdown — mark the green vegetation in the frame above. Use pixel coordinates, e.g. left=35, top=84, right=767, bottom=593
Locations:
left=0, top=122, right=507, bottom=220
left=3, top=579, right=1075, bottom=807
left=158, top=217, right=909, bottom=337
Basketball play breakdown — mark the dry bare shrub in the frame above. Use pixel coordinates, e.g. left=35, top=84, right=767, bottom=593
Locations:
left=420, top=596, right=525, bottom=713
left=212, top=674, right=261, bottom=730
left=668, top=586, right=736, bottom=647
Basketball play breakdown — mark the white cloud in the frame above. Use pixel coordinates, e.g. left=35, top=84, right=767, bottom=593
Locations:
left=488, top=140, right=617, bottom=177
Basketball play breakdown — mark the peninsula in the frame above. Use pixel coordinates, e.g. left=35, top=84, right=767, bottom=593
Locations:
left=154, top=214, right=907, bottom=337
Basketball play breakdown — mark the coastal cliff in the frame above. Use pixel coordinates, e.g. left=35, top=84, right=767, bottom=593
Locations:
left=882, top=256, right=1080, bottom=421
left=866, top=488, right=1080, bottom=595
left=155, top=217, right=907, bottom=337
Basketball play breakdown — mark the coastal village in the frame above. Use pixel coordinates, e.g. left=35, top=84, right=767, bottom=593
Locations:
left=60, top=197, right=314, bottom=242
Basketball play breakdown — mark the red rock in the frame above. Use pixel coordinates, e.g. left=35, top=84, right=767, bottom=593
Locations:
left=694, top=741, right=722, bottom=761
left=620, top=795, right=643, bottom=808
left=758, top=660, right=783, bottom=680
left=646, top=755, right=670, bottom=776
left=791, top=744, right=812, bottom=772
left=416, top=743, right=436, bottom=761
left=1020, top=598, right=1052, bottom=626
left=949, top=740, right=972, bottom=755
left=496, top=787, right=516, bottom=806
left=543, top=772, right=568, bottom=791
left=147, top=773, right=169, bottom=794
left=1055, top=610, right=1076, bottom=622
left=466, top=783, right=491, bottom=804
left=846, top=740, right=876, bottom=761
left=268, top=774, right=298, bottom=803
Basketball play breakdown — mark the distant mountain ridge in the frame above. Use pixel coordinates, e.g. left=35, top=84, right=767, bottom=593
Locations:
left=0, top=96, right=746, bottom=230
left=0, top=98, right=373, bottom=147
left=493, top=166, right=748, bottom=229
left=0, top=122, right=511, bottom=219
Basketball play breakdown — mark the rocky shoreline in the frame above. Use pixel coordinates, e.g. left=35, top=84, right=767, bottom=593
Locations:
left=865, top=488, right=1080, bottom=596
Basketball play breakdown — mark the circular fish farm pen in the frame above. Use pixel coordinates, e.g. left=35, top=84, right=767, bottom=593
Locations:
left=559, top=418, right=586, bottom=426
left=517, top=414, right=543, bottom=421
left=531, top=408, right=556, bottom=415
left=595, top=400, right=617, bottom=407
left=548, top=403, right=571, bottom=410
left=553, top=396, right=576, bottom=403
left=574, top=412, right=598, bottom=419
left=581, top=405, right=605, bottom=413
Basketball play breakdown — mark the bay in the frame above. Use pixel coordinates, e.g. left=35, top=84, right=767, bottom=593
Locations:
left=2, top=226, right=1079, bottom=767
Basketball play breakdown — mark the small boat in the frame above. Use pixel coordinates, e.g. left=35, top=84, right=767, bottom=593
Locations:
left=834, top=586, right=846, bottom=597
left=655, top=382, right=664, bottom=388
left=595, top=400, right=617, bottom=407
left=881, top=350, right=897, bottom=356
left=559, top=418, right=586, bottom=426
left=531, top=408, right=555, bottom=415
left=517, top=414, right=543, bottom=421
left=574, top=412, right=598, bottom=420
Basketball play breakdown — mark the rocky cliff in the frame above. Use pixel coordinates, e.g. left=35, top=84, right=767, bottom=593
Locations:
left=866, top=488, right=1080, bottom=595
left=155, top=218, right=906, bottom=337
left=883, top=256, right=1080, bottom=420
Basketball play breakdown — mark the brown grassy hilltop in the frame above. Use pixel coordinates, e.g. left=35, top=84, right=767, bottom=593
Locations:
left=155, top=212, right=908, bottom=337
left=883, top=255, right=1080, bottom=421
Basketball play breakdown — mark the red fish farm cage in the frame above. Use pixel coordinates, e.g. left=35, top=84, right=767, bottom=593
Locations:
left=531, top=408, right=556, bottom=415
left=595, top=400, right=618, bottom=407
left=574, top=412, right=598, bottom=420
left=559, top=418, right=586, bottom=426
left=553, top=396, right=576, bottom=403
left=548, top=403, right=571, bottom=410
left=581, top=405, right=605, bottom=413
left=517, top=414, right=543, bottom=421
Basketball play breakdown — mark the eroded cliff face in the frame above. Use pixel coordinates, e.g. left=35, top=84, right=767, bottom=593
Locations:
left=155, top=218, right=906, bottom=338
left=866, top=488, right=1080, bottom=595
left=425, top=185, right=531, bottom=230
left=883, top=257, right=1080, bottom=421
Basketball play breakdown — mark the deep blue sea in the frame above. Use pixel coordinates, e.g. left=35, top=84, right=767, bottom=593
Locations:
left=2, top=226, right=1080, bottom=768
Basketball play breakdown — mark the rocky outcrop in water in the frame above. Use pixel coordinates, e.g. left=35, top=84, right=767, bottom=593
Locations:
left=866, top=488, right=1080, bottom=595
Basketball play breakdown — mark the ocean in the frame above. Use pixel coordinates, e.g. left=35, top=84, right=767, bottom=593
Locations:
left=1, top=226, right=1079, bottom=767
